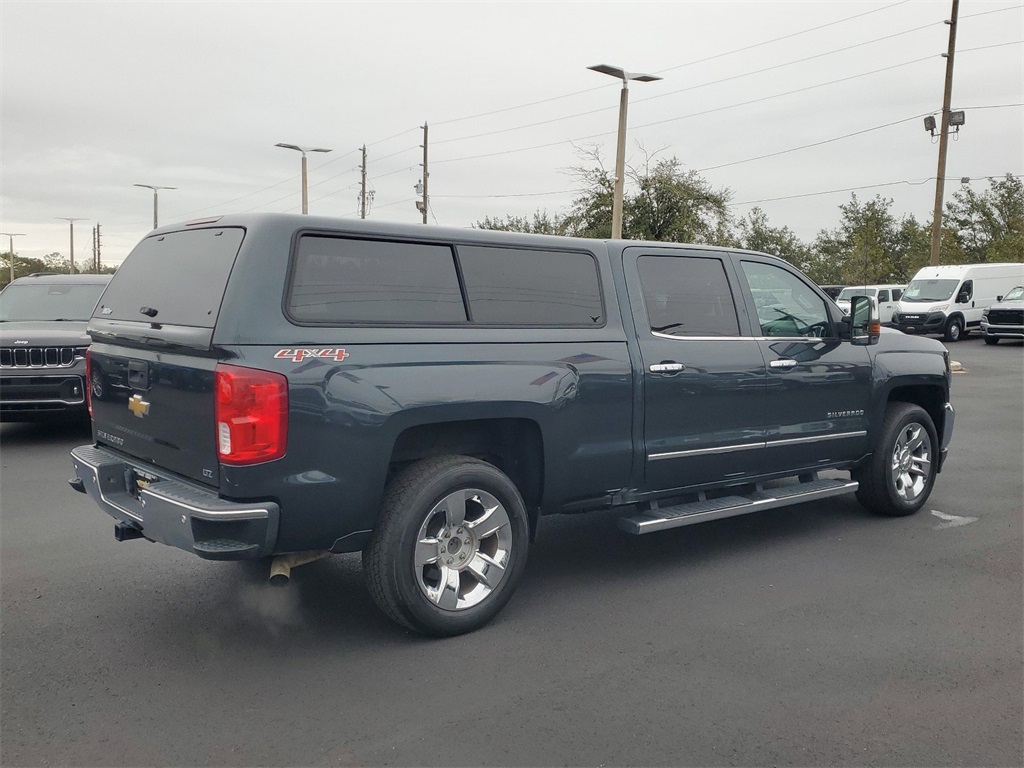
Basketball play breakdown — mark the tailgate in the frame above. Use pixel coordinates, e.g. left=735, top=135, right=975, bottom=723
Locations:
left=90, top=347, right=220, bottom=486
left=86, top=225, right=246, bottom=487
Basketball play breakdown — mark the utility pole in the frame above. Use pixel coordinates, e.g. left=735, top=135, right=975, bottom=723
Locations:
left=0, top=232, right=26, bottom=284
left=415, top=122, right=429, bottom=224
left=56, top=218, right=86, bottom=274
left=929, top=0, right=960, bottom=266
left=360, top=145, right=368, bottom=219
left=96, top=223, right=102, bottom=271
left=92, top=226, right=97, bottom=272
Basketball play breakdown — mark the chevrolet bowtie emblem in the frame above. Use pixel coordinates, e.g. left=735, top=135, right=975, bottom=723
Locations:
left=128, top=394, right=151, bottom=418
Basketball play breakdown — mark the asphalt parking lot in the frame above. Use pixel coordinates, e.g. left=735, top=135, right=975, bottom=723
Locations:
left=1, top=336, right=1021, bottom=767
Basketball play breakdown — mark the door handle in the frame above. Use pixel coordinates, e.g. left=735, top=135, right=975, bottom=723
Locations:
left=649, top=362, right=685, bottom=373
left=769, top=358, right=797, bottom=369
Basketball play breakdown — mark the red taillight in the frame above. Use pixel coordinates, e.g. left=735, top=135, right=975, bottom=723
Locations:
left=85, top=349, right=93, bottom=417
left=215, top=364, right=288, bottom=465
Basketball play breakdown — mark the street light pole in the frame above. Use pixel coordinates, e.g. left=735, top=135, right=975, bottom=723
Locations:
left=56, top=218, right=86, bottom=274
left=588, top=64, right=662, bottom=239
left=0, top=232, right=26, bottom=284
left=275, top=143, right=333, bottom=214
left=134, top=184, right=177, bottom=229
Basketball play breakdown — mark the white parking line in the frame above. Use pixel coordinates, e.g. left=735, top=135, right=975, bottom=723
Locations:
left=931, top=509, right=979, bottom=530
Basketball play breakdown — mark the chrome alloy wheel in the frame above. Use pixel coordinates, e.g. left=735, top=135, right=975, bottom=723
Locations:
left=414, top=489, right=513, bottom=611
left=890, top=421, right=933, bottom=503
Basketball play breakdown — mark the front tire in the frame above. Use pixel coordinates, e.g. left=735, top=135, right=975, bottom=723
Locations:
left=854, top=403, right=938, bottom=517
left=363, top=455, right=530, bottom=636
left=944, top=316, right=963, bottom=342
left=984, top=335, right=999, bottom=346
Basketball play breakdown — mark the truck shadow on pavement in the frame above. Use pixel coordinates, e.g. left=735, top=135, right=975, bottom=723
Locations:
left=132, top=492, right=878, bottom=652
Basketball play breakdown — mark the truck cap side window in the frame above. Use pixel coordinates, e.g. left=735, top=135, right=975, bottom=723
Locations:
left=637, top=255, right=739, bottom=337
left=456, top=245, right=604, bottom=326
left=288, top=236, right=467, bottom=324
left=740, top=260, right=831, bottom=338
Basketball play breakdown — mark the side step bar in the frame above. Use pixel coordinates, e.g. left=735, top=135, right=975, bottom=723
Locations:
left=618, top=477, right=858, bottom=535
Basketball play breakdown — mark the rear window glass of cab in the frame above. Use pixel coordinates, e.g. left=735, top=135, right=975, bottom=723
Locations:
left=287, top=235, right=604, bottom=327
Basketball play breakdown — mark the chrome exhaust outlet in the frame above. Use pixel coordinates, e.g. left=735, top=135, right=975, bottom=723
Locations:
left=269, top=550, right=331, bottom=586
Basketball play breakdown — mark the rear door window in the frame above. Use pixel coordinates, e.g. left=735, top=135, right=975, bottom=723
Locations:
left=288, top=236, right=466, bottom=324
left=637, top=255, right=740, bottom=337
left=456, top=245, right=604, bottom=326
left=96, top=228, right=244, bottom=327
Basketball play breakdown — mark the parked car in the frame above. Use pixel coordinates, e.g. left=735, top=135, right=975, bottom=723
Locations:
left=891, top=263, right=1024, bottom=342
left=818, top=284, right=846, bottom=301
left=981, top=285, right=1024, bottom=345
left=835, top=284, right=905, bottom=325
left=0, top=273, right=111, bottom=421
left=70, top=214, right=954, bottom=636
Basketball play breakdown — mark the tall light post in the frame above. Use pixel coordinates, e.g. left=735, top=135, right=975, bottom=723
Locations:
left=134, top=184, right=177, bottom=229
left=0, top=232, right=26, bottom=284
left=588, top=64, right=662, bottom=239
left=275, top=143, right=332, bottom=214
left=56, top=218, right=86, bottom=274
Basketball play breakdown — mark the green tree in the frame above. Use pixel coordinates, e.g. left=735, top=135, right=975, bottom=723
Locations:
left=736, top=207, right=812, bottom=271
left=942, top=174, right=1024, bottom=263
left=621, top=157, right=732, bottom=245
left=474, top=210, right=569, bottom=235
left=0, top=254, right=50, bottom=289
left=810, top=194, right=929, bottom=285
left=476, top=149, right=734, bottom=245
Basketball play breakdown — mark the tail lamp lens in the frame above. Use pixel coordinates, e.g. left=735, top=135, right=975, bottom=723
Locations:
left=215, top=364, right=288, bottom=465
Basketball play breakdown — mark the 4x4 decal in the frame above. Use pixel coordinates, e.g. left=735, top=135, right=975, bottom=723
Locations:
left=274, top=348, right=350, bottom=363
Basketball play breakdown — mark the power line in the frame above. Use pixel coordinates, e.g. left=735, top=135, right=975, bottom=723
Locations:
left=729, top=175, right=1024, bottom=207
left=656, top=0, right=912, bottom=76
left=433, top=54, right=936, bottom=166
left=432, top=0, right=912, bottom=128
left=697, top=103, right=1022, bottom=174
left=433, top=19, right=941, bottom=148
left=433, top=189, right=578, bottom=199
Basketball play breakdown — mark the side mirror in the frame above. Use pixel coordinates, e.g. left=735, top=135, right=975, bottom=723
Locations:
left=997, top=295, right=1003, bottom=302
left=956, top=292, right=969, bottom=304
left=850, top=295, right=880, bottom=346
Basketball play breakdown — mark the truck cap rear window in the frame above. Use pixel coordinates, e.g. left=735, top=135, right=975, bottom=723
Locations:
left=96, top=228, right=244, bottom=328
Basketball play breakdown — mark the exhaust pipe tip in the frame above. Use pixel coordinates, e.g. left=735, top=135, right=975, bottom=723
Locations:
left=268, top=550, right=330, bottom=586
left=269, top=559, right=291, bottom=586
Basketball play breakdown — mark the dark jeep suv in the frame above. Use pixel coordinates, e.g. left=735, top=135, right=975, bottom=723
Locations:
left=1, top=273, right=111, bottom=420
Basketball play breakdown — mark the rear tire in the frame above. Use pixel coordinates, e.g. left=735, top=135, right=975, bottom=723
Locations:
left=363, top=455, right=530, bottom=636
left=854, top=403, right=938, bottom=517
left=943, top=316, right=963, bottom=342
left=984, top=336, right=999, bottom=346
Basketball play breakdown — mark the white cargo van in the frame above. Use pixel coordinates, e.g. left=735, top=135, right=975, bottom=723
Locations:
left=891, top=263, right=1024, bottom=341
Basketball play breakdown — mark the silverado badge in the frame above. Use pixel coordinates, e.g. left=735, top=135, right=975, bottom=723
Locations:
left=128, top=394, right=151, bottom=418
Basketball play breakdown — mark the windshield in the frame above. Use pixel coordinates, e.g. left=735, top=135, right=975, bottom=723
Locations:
left=837, top=287, right=877, bottom=301
left=0, top=282, right=107, bottom=321
left=1002, top=286, right=1024, bottom=301
left=902, top=279, right=958, bottom=303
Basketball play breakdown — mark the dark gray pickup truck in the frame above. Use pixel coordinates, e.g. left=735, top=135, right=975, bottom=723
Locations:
left=70, top=213, right=954, bottom=635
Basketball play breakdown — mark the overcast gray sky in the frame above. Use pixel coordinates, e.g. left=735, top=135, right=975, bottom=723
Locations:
left=2, top=0, right=1022, bottom=266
